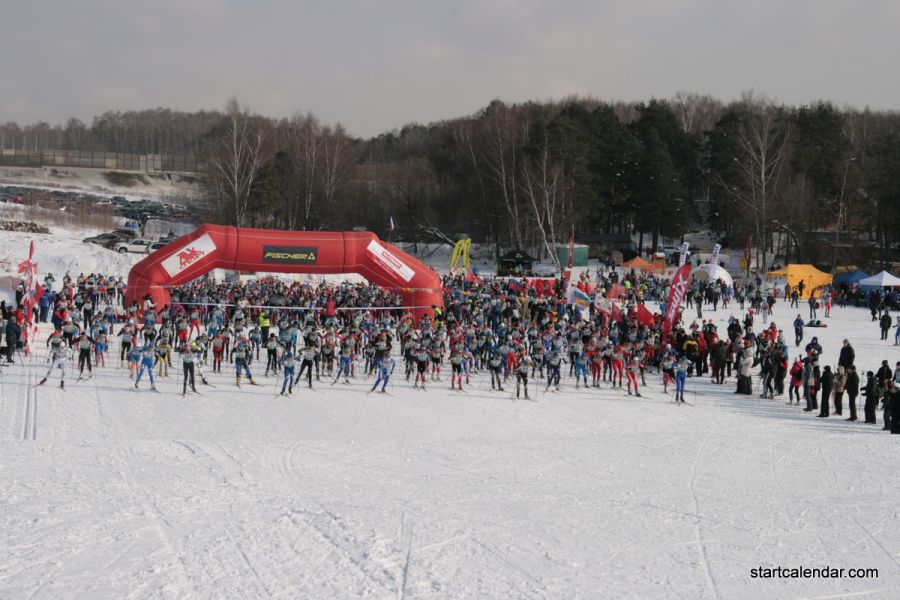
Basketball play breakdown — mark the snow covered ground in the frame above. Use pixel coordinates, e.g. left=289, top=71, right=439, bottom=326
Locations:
left=0, top=166, right=204, bottom=203
left=1, top=297, right=899, bottom=599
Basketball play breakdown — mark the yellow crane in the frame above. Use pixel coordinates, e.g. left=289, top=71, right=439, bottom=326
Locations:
left=449, top=238, right=471, bottom=273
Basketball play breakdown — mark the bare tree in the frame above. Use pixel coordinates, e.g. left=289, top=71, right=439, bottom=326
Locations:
left=319, top=124, right=354, bottom=223
left=672, top=92, right=724, bottom=135
left=209, top=99, right=269, bottom=227
left=476, top=101, right=530, bottom=248
left=521, top=130, right=565, bottom=271
left=713, top=93, right=791, bottom=272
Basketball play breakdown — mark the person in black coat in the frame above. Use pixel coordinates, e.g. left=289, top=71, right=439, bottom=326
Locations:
left=846, top=366, right=860, bottom=421
left=838, top=340, right=855, bottom=369
left=804, top=336, right=823, bottom=356
left=862, top=371, right=878, bottom=424
left=4, top=315, right=22, bottom=364
left=880, top=313, right=893, bottom=340
left=817, top=366, right=833, bottom=417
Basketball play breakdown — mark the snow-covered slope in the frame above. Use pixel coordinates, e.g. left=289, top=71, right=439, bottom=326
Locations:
left=0, top=165, right=204, bottom=202
left=1, top=299, right=898, bottom=599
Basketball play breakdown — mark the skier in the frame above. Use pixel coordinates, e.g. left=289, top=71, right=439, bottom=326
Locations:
left=370, top=356, right=396, bottom=394
left=295, top=343, right=317, bottom=389
left=626, top=353, right=642, bottom=397
left=487, top=349, right=504, bottom=391
left=413, top=344, right=430, bottom=390
left=573, top=350, right=589, bottom=388
left=514, top=350, right=532, bottom=399
left=279, top=351, right=296, bottom=395
left=134, top=343, right=157, bottom=391
left=545, top=348, right=563, bottom=391
left=333, top=340, right=353, bottom=385
left=674, top=355, right=690, bottom=403
left=37, top=345, right=70, bottom=388
left=233, top=341, right=255, bottom=386
left=449, top=346, right=466, bottom=391
left=179, top=343, right=198, bottom=395
left=75, top=332, right=94, bottom=379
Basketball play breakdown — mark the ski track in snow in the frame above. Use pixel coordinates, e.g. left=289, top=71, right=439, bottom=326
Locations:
left=1, top=300, right=900, bottom=598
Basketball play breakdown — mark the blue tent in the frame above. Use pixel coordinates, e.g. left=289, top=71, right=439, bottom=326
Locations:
left=834, top=269, right=869, bottom=285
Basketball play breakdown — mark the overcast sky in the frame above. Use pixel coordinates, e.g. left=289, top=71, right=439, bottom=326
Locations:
left=2, top=0, right=898, bottom=137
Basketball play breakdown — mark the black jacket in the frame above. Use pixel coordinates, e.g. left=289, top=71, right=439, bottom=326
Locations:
left=820, top=368, right=834, bottom=393
left=846, top=371, right=860, bottom=395
left=4, top=319, right=21, bottom=341
left=838, top=345, right=855, bottom=368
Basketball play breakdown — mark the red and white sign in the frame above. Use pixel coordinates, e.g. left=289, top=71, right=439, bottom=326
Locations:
left=161, top=233, right=217, bottom=277
left=663, top=264, right=692, bottom=338
left=366, top=240, right=415, bottom=283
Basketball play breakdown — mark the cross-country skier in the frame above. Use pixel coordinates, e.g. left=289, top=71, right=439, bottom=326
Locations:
left=573, top=349, right=589, bottom=388
left=233, top=341, right=255, bottom=386
left=674, top=355, right=690, bottom=403
left=413, top=344, right=430, bottom=390
left=449, top=346, right=466, bottom=391
left=295, top=343, right=317, bottom=389
left=37, top=345, right=70, bottom=388
left=179, top=343, right=198, bottom=395
left=370, top=356, right=396, bottom=394
left=544, top=348, right=562, bottom=391
left=279, top=351, right=296, bottom=395
left=134, top=343, right=157, bottom=390
left=333, top=340, right=353, bottom=385
left=75, top=332, right=94, bottom=379
left=487, top=349, right=504, bottom=391
left=514, top=349, right=532, bottom=399
left=626, top=353, right=642, bottom=397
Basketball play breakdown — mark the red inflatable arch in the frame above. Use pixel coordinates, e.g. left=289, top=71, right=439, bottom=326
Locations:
left=125, top=224, right=443, bottom=320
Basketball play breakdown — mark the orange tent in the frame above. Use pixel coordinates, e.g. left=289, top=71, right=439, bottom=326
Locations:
left=622, top=256, right=655, bottom=271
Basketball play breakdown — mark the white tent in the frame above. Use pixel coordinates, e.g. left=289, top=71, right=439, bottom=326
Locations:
left=858, top=271, right=900, bottom=288
left=692, top=264, right=734, bottom=287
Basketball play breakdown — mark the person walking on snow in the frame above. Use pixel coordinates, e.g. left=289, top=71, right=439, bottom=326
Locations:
left=793, top=315, right=804, bottom=347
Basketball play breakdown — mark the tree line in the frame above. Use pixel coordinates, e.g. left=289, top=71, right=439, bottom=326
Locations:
left=3, top=93, right=899, bottom=269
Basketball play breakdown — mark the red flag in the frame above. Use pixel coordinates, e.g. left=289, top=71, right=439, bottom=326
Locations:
left=464, top=270, right=481, bottom=285
left=636, top=304, right=655, bottom=328
left=662, top=264, right=692, bottom=338
left=610, top=303, right=623, bottom=323
left=608, top=284, right=626, bottom=299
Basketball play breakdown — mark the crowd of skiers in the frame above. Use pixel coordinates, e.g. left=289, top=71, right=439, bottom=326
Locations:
left=1, top=268, right=898, bottom=432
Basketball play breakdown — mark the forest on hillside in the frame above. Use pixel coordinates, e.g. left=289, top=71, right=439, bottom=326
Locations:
left=3, top=92, right=899, bottom=269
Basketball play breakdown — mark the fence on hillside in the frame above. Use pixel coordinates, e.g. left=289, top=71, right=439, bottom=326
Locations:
left=0, top=149, right=204, bottom=173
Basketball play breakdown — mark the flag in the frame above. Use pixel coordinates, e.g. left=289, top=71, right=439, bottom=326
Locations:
left=389, top=216, right=396, bottom=231
left=608, top=283, right=626, bottom=299
left=571, top=289, right=590, bottom=309
left=636, top=304, right=655, bottom=328
left=567, top=230, right=575, bottom=270
left=508, top=278, right=525, bottom=294
left=709, top=243, right=721, bottom=265
left=662, top=264, right=692, bottom=338
left=464, top=270, right=482, bottom=285
left=678, top=242, right=689, bottom=267
left=610, top=303, right=623, bottom=323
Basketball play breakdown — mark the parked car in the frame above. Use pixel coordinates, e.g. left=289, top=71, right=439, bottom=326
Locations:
left=114, top=239, right=154, bottom=254
left=113, top=227, right=139, bottom=239
left=83, top=233, right=124, bottom=248
left=147, top=241, right=169, bottom=253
